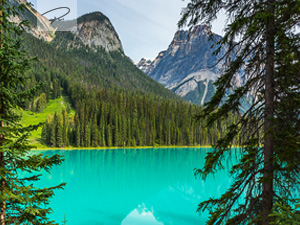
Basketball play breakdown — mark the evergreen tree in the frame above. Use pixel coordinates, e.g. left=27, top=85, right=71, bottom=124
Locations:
left=41, top=123, right=48, bottom=144
left=36, top=93, right=47, bottom=112
left=50, top=118, right=56, bottom=147
left=62, top=109, right=68, bottom=147
left=106, top=124, right=112, bottom=147
left=54, top=112, right=62, bottom=147
left=52, top=78, right=61, bottom=99
left=180, top=0, right=300, bottom=224
left=39, top=81, right=240, bottom=149
left=113, top=113, right=119, bottom=146
left=99, top=105, right=106, bottom=146
left=84, top=121, right=89, bottom=147
left=0, top=1, right=64, bottom=224
left=151, top=111, right=156, bottom=146
left=91, top=113, right=98, bottom=147
left=75, top=114, right=80, bottom=147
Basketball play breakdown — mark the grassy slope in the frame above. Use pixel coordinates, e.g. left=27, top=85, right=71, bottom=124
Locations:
left=20, top=96, right=75, bottom=148
left=21, top=98, right=211, bottom=150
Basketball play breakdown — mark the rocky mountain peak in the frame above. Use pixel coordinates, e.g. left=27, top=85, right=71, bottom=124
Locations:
left=137, top=58, right=153, bottom=73
left=138, top=25, right=223, bottom=86
left=55, top=12, right=124, bottom=52
left=138, top=25, right=242, bottom=106
left=8, top=0, right=124, bottom=53
left=8, top=0, right=56, bottom=42
left=172, top=25, right=211, bottom=43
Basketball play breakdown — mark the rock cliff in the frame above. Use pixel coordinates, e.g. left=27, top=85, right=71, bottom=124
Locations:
left=8, top=0, right=124, bottom=52
left=138, top=25, right=242, bottom=105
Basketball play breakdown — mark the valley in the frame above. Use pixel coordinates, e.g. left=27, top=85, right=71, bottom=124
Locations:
left=12, top=1, right=239, bottom=149
left=1, top=0, right=299, bottom=224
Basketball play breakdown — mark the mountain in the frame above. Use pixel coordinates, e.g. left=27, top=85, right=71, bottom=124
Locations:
left=8, top=0, right=180, bottom=99
left=138, top=25, right=242, bottom=105
left=8, top=0, right=123, bottom=52
left=8, top=0, right=56, bottom=41
left=53, top=12, right=124, bottom=52
left=5, top=0, right=239, bottom=149
left=137, top=58, right=153, bottom=73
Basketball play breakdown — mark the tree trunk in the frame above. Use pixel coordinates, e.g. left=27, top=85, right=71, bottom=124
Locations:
left=263, top=0, right=275, bottom=224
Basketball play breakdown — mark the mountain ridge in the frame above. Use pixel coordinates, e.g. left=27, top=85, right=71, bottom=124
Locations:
left=9, top=0, right=124, bottom=52
left=5, top=0, right=239, bottom=149
left=54, top=11, right=124, bottom=52
left=138, top=25, right=242, bottom=105
left=8, top=0, right=180, bottom=100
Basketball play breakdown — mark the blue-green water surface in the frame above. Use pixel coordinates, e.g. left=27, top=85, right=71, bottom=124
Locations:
left=35, top=148, right=235, bottom=225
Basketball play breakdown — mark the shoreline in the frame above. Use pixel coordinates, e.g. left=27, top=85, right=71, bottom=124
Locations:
left=33, top=145, right=215, bottom=151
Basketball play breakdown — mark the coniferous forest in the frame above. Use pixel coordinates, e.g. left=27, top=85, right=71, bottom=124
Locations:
left=40, top=88, right=239, bottom=148
left=20, top=31, right=239, bottom=148
left=1, top=0, right=300, bottom=224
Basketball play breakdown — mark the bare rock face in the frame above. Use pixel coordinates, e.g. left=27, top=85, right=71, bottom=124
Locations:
left=8, top=0, right=56, bottom=42
left=8, top=0, right=124, bottom=53
left=137, top=58, right=153, bottom=73
left=57, top=12, right=124, bottom=52
left=138, top=25, right=242, bottom=105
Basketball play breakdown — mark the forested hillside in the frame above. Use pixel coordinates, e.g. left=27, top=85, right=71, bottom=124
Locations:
left=20, top=31, right=241, bottom=148
left=23, top=31, right=178, bottom=99
left=40, top=88, right=241, bottom=148
left=12, top=6, right=242, bottom=148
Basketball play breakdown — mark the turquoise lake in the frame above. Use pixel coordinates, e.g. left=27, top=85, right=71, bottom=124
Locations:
left=35, top=148, right=236, bottom=225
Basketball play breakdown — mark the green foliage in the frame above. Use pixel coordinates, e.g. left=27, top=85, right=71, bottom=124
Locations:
left=180, top=0, right=300, bottom=224
left=35, top=93, right=47, bottom=112
left=38, top=87, right=239, bottom=148
left=270, top=201, right=300, bottom=225
left=21, top=30, right=179, bottom=102
left=9, top=0, right=244, bottom=150
left=0, top=2, right=65, bottom=224
left=20, top=97, right=74, bottom=147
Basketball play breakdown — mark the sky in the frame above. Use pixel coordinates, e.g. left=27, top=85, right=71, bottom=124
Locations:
left=31, top=0, right=226, bottom=63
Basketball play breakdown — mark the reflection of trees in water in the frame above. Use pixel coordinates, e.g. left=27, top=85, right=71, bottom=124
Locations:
left=44, top=148, right=206, bottom=189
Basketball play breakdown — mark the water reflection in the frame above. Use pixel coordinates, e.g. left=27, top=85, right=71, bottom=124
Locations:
left=35, top=148, right=234, bottom=225
left=122, top=205, right=163, bottom=225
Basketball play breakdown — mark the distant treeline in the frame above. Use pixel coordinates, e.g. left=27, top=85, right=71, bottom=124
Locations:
left=41, top=85, right=240, bottom=147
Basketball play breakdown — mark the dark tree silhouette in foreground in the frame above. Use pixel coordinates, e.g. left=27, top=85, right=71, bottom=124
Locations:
left=179, top=0, right=300, bottom=224
left=0, top=1, right=65, bottom=224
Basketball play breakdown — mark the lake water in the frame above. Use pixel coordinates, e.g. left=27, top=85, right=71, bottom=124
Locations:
left=35, top=148, right=236, bottom=225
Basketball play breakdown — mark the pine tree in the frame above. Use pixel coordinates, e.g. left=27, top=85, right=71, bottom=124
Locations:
left=99, top=105, right=106, bottom=146
left=84, top=121, right=89, bottom=147
left=80, top=107, right=85, bottom=147
left=41, top=123, right=48, bottom=144
left=121, top=114, right=126, bottom=147
left=179, top=0, right=300, bottom=224
left=75, top=114, right=80, bottom=147
left=151, top=111, right=156, bottom=146
left=0, top=1, right=64, bottom=224
left=107, top=124, right=112, bottom=147
left=62, top=110, right=68, bottom=147
left=91, top=113, right=98, bottom=147
left=127, top=118, right=132, bottom=146
left=54, top=112, right=62, bottom=147
left=36, top=93, right=47, bottom=112
left=132, top=100, right=138, bottom=144
left=50, top=118, right=56, bottom=147
left=52, top=78, right=61, bottom=99
left=113, top=113, right=119, bottom=146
